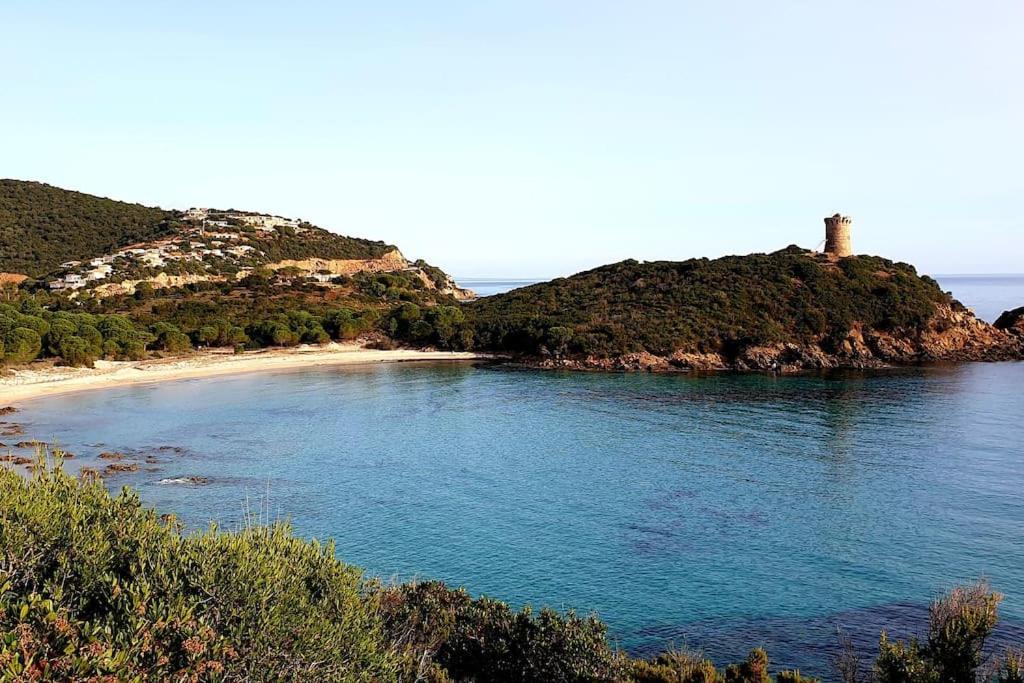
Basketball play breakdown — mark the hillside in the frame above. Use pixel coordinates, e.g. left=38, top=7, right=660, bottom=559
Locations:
left=465, top=247, right=1024, bottom=371
left=0, top=180, right=402, bottom=282
left=0, top=181, right=473, bottom=368
left=0, top=180, right=175, bottom=277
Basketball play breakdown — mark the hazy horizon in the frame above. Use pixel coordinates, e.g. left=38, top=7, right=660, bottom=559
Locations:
left=4, top=2, right=1022, bottom=277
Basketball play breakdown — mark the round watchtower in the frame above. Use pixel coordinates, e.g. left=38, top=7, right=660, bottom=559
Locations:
left=824, top=214, right=853, bottom=258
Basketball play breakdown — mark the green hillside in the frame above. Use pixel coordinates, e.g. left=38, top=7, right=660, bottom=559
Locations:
left=0, top=181, right=395, bottom=278
left=465, top=247, right=952, bottom=359
left=0, top=180, right=176, bottom=277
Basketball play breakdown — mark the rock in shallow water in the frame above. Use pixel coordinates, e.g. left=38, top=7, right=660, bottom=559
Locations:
left=158, top=476, right=210, bottom=486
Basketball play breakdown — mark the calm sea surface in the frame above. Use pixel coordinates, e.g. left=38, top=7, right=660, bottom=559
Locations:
left=9, top=276, right=1024, bottom=677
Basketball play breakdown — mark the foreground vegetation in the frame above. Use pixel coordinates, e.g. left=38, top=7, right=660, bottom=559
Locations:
left=1, top=459, right=1021, bottom=681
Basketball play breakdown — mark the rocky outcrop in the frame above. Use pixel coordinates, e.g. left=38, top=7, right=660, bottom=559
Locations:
left=531, top=304, right=1024, bottom=374
left=0, top=273, right=28, bottom=286
left=268, top=248, right=409, bottom=276
left=269, top=249, right=476, bottom=300
left=994, top=307, right=1024, bottom=337
left=92, top=272, right=226, bottom=298
left=409, top=269, right=476, bottom=301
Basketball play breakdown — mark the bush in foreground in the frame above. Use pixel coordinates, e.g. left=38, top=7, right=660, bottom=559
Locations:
left=0, top=459, right=396, bottom=680
left=1, top=458, right=1021, bottom=681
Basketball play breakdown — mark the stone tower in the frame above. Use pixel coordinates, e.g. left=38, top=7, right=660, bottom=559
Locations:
left=824, top=213, right=853, bottom=258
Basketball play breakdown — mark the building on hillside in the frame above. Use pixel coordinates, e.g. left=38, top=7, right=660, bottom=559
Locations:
left=238, top=214, right=300, bottom=231
left=85, top=264, right=113, bottom=280
left=52, top=273, right=86, bottom=290
left=824, top=214, right=854, bottom=258
left=226, top=245, right=256, bottom=257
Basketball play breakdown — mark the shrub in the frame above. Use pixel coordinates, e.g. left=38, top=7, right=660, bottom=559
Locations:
left=999, top=649, right=1024, bottom=683
left=0, top=462, right=400, bottom=680
left=379, top=580, right=623, bottom=682
left=629, top=649, right=723, bottom=682
left=725, top=648, right=770, bottom=683
left=875, top=581, right=1003, bottom=683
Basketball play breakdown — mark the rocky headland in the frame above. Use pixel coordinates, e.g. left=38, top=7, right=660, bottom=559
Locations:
left=465, top=247, right=1024, bottom=373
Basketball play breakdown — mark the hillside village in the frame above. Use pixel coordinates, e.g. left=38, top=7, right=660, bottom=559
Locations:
left=44, top=209, right=473, bottom=300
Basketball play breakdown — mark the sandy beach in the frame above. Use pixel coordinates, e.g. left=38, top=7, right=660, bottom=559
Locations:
left=0, top=344, right=491, bottom=404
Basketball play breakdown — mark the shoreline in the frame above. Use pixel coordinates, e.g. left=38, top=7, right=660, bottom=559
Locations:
left=0, top=344, right=491, bottom=404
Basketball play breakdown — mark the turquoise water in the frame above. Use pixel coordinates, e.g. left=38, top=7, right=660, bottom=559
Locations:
left=11, top=361, right=1024, bottom=676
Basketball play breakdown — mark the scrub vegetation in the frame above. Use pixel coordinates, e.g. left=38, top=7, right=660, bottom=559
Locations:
left=0, top=180, right=175, bottom=278
left=1, top=458, right=1020, bottom=682
left=461, top=248, right=952, bottom=359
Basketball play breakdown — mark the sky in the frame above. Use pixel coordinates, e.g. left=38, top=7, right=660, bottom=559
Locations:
left=2, top=1, right=1022, bottom=278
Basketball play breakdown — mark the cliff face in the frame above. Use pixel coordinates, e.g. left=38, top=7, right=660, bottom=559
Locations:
left=267, top=248, right=409, bottom=276
left=93, top=272, right=227, bottom=297
left=267, top=249, right=476, bottom=299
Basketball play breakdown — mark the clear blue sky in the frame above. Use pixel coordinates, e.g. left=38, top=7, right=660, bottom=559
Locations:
left=3, top=1, right=1022, bottom=277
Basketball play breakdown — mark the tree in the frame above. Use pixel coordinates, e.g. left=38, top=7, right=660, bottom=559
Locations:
left=3, top=327, right=42, bottom=363
left=56, top=335, right=96, bottom=367
left=134, top=281, right=155, bottom=300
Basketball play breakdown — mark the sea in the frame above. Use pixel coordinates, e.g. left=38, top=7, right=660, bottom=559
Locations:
left=6, top=275, right=1024, bottom=677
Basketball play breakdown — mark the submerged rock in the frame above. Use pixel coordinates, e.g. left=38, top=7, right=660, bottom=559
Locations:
left=158, top=476, right=210, bottom=486
left=0, top=407, right=18, bottom=416
left=103, top=462, right=139, bottom=475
